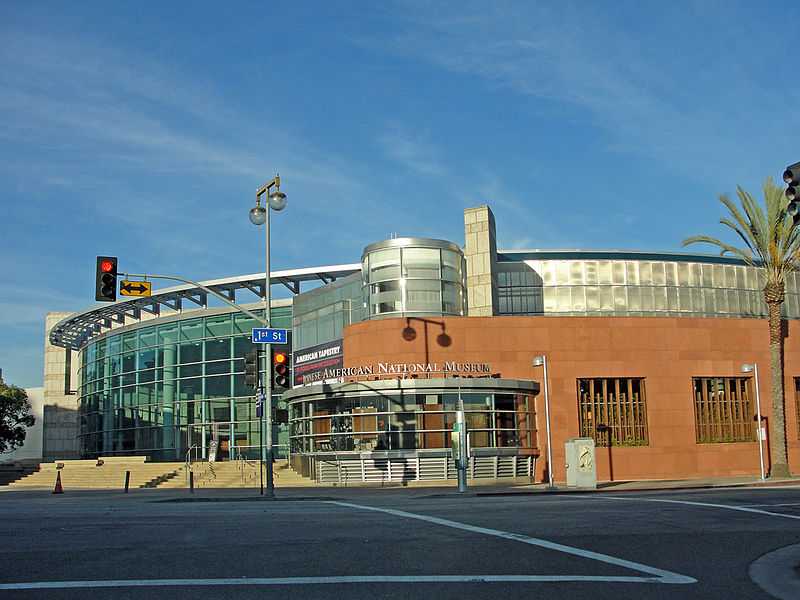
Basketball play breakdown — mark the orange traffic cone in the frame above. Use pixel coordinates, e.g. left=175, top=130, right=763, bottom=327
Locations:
left=53, top=471, right=64, bottom=494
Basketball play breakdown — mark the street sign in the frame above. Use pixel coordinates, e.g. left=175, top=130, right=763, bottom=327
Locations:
left=255, top=391, right=265, bottom=418
left=252, top=327, right=288, bottom=344
left=119, top=280, right=152, bottom=297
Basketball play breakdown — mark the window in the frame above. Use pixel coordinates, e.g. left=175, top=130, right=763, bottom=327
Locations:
left=577, top=378, right=649, bottom=446
left=693, top=377, right=754, bottom=443
left=796, top=378, right=800, bottom=438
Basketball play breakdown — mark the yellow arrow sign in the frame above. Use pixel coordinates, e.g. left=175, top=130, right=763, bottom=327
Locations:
left=120, top=280, right=152, bottom=297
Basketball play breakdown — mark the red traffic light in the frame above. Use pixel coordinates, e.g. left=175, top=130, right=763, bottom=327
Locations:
left=273, top=352, right=287, bottom=364
left=95, top=256, right=118, bottom=302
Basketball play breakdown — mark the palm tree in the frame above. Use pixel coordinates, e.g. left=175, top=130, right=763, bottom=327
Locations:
left=683, top=179, right=797, bottom=478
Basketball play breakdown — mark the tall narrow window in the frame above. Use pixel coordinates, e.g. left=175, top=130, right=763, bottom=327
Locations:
left=692, top=377, right=754, bottom=443
left=794, top=378, right=800, bottom=439
left=577, top=378, right=649, bottom=446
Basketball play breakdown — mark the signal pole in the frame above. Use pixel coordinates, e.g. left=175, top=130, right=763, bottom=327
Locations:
left=250, top=175, right=286, bottom=500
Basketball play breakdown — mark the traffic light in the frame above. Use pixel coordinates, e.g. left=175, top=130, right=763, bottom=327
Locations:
left=95, top=256, right=118, bottom=302
left=273, top=408, right=289, bottom=424
left=784, top=161, right=800, bottom=224
left=272, top=349, right=290, bottom=390
left=244, top=348, right=260, bottom=389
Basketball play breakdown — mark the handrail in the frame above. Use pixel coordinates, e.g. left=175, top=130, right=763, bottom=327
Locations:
left=185, top=445, right=199, bottom=485
left=185, top=445, right=199, bottom=468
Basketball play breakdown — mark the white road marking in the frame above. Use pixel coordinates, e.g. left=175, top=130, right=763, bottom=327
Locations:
left=602, top=496, right=800, bottom=520
left=327, top=500, right=696, bottom=585
left=0, top=575, right=685, bottom=590
left=740, top=502, right=800, bottom=508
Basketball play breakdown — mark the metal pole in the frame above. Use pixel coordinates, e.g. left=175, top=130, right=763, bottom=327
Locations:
left=542, top=356, right=554, bottom=489
left=754, top=364, right=766, bottom=481
left=456, top=388, right=467, bottom=493
left=259, top=383, right=264, bottom=495
left=264, top=201, right=275, bottom=499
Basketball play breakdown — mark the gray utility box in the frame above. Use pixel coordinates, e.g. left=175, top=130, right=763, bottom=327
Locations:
left=565, top=437, right=597, bottom=489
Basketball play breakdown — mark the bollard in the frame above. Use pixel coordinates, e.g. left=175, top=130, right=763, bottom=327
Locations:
left=189, top=470, right=194, bottom=493
left=124, top=470, right=131, bottom=493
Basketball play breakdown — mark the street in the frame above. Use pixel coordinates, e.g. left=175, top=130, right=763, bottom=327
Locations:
left=2, top=485, right=800, bottom=599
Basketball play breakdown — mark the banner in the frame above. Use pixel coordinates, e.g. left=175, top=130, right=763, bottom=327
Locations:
left=293, top=339, right=343, bottom=386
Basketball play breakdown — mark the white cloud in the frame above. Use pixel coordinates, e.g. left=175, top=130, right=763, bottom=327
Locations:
left=359, top=2, right=798, bottom=183
left=377, top=125, right=447, bottom=177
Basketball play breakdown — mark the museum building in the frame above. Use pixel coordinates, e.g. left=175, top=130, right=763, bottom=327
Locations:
left=43, top=205, right=800, bottom=483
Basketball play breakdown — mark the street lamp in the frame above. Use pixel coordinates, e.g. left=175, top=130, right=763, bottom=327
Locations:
left=251, top=174, right=287, bottom=499
left=741, top=363, right=766, bottom=481
left=532, top=355, right=555, bottom=489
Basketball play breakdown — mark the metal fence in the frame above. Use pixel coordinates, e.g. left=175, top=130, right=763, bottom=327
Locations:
left=314, top=454, right=535, bottom=484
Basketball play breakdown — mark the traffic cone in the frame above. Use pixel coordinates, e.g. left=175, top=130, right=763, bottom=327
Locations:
left=52, top=471, right=64, bottom=494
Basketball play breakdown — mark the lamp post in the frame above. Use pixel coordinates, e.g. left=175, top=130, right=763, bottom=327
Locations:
left=532, top=355, right=555, bottom=489
left=249, top=174, right=287, bottom=499
left=741, top=363, right=766, bottom=481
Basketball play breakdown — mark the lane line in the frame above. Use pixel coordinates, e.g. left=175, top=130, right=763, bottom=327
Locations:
left=601, top=496, right=800, bottom=520
left=0, top=575, right=681, bottom=590
left=739, top=502, right=800, bottom=508
left=327, top=500, right=696, bottom=585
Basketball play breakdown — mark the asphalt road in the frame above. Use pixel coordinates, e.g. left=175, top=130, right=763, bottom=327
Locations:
left=2, top=485, right=800, bottom=599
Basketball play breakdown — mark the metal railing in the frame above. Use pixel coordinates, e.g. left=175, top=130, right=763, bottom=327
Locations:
left=315, top=454, right=536, bottom=484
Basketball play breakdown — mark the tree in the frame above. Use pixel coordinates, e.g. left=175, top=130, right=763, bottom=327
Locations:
left=0, top=381, right=34, bottom=454
left=683, top=179, right=797, bottom=478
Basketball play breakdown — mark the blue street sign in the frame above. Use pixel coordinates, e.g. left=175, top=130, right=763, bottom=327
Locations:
left=252, top=327, right=288, bottom=344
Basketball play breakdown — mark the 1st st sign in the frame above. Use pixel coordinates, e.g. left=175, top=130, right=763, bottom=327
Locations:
left=252, top=327, right=288, bottom=344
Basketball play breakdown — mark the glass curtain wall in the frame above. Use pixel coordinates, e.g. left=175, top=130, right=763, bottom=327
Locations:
left=497, top=258, right=800, bottom=318
left=362, top=239, right=467, bottom=319
left=292, top=273, right=366, bottom=351
left=289, top=390, right=535, bottom=454
left=78, top=307, right=292, bottom=461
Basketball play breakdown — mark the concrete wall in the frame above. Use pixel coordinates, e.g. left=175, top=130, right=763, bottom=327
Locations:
left=43, top=312, right=80, bottom=461
left=342, top=315, right=800, bottom=482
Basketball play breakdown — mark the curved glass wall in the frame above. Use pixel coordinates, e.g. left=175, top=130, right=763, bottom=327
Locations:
left=286, top=379, right=537, bottom=455
left=362, top=238, right=466, bottom=319
left=77, top=307, right=291, bottom=461
left=497, top=256, right=800, bottom=318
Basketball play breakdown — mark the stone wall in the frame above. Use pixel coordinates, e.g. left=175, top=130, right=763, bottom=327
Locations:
left=42, top=312, right=80, bottom=461
left=463, top=205, right=498, bottom=316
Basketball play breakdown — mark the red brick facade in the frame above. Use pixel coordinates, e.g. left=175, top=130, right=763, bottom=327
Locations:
left=343, top=315, right=800, bottom=482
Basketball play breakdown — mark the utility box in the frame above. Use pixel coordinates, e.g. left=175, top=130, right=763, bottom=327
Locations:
left=565, top=437, right=597, bottom=489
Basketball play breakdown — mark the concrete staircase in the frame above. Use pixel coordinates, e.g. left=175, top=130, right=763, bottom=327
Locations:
left=158, top=459, right=319, bottom=489
left=4, top=457, right=317, bottom=491
left=0, top=461, right=39, bottom=486
left=6, top=457, right=185, bottom=490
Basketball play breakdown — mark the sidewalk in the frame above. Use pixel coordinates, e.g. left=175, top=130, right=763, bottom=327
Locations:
left=481, top=474, right=800, bottom=496
left=2, top=473, right=799, bottom=502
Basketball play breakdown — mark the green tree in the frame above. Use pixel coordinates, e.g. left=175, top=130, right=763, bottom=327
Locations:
left=0, top=381, right=34, bottom=454
left=683, top=179, right=797, bottom=478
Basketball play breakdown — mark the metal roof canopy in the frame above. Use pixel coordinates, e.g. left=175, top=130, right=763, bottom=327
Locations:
left=49, top=264, right=361, bottom=351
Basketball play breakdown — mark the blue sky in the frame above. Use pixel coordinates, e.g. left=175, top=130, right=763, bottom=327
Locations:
left=1, top=1, right=797, bottom=387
